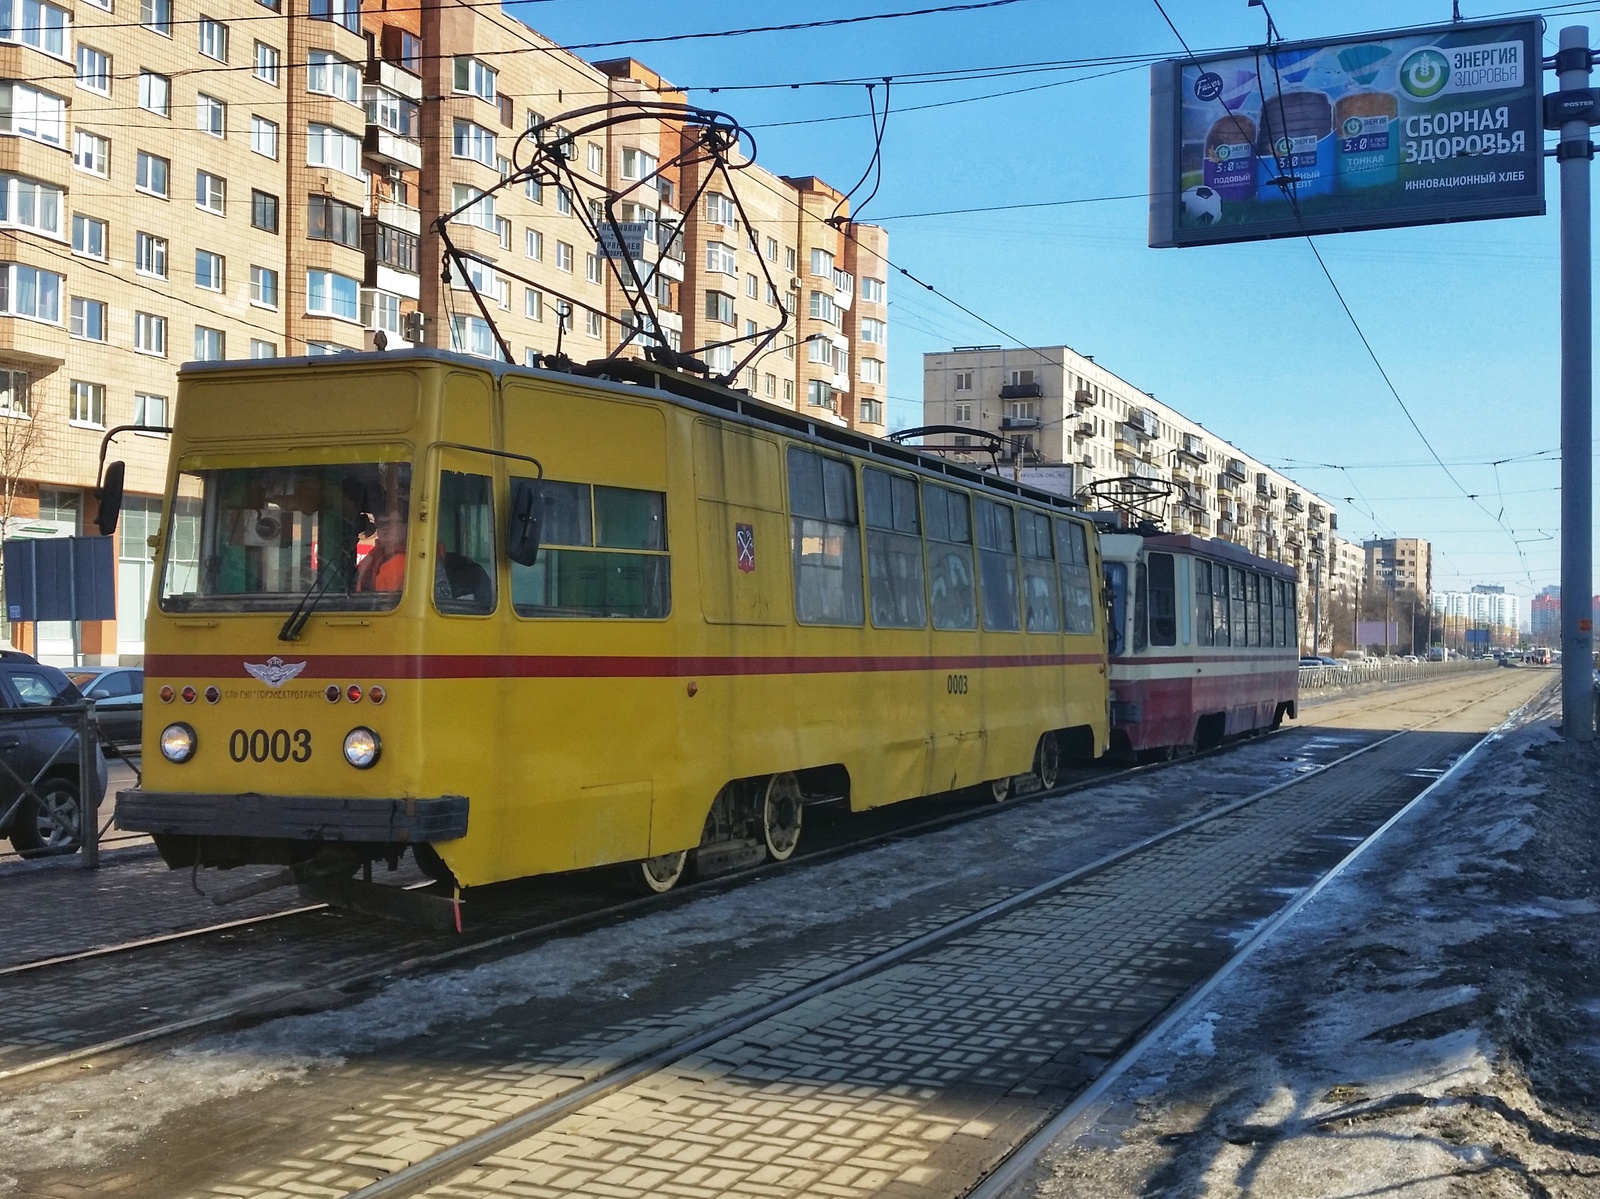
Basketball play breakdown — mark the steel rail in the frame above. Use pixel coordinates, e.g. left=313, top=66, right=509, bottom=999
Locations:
left=335, top=683, right=1535, bottom=1199
left=963, top=679, right=1555, bottom=1199
left=0, top=673, right=1533, bottom=1093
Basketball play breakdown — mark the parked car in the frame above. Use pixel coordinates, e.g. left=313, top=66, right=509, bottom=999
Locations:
left=1299, top=657, right=1324, bottom=668
left=65, top=666, right=143, bottom=750
left=0, top=651, right=109, bottom=855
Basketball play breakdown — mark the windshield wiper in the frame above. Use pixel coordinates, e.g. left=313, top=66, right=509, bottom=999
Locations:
left=278, top=557, right=342, bottom=642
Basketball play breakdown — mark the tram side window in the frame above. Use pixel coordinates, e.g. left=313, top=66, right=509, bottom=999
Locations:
left=511, top=478, right=669, bottom=618
left=1231, top=567, right=1248, bottom=647
left=1104, top=561, right=1128, bottom=655
left=1213, top=564, right=1231, bottom=646
left=1255, top=573, right=1268, bottom=647
left=435, top=470, right=496, bottom=615
left=787, top=447, right=864, bottom=626
left=863, top=467, right=926, bottom=629
left=1017, top=510, right=1059, bottom=633
left=1148, top=552, right=1176, bottom=646
left=1133, top=561, right=1148, bottom=652
left=1055, top=519, right=1096, bottom=634
left=974, top=498, right=1020, bottom=632
left=924, top=484, right=976, bottom=631
left=1194, top=559, right=1214, bottom=646
left=1283, top=580, right=1297, bottom=647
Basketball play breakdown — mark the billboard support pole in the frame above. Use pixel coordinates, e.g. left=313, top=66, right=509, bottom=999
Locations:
left=1556, top=26, right=1594, bottom=741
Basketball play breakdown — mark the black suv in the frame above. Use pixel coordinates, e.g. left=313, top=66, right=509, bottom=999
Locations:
left=0, top=651, right=109, bottom=855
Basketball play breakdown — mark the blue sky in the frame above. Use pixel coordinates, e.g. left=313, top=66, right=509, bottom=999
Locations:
left=520, top=0, right=1600, bottom=598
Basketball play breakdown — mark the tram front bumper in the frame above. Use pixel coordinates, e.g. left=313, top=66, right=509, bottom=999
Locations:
left=114, top=791, right=469, bottom=843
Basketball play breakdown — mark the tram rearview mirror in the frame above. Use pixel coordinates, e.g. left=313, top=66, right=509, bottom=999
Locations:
left=506, top=478, right=543, bottom=567
left=94, top=460, right=126, bottom=537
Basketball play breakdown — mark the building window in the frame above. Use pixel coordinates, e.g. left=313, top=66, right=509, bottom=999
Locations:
left=195, top=170, right=225, bottom=214
left=134, top=393, right=167, bottom=428
left=704, top=291, right=734, bottom=324
left=72, top=130, right=108, bottom=176
left=808, top=290, right=836, bottom=324
left=810, top=247, right=834, bottom=278
left=249, top=338, right=276, bottom=359
left=195, top=93, right=225, bottom=137
left=193, top=249, right=224, bottom=292
left=807, top=336, right=832, bottom=364
left=69, top=297, right=105, bottom=341
left=6, top=0, right=69, bottom=55
left=0, top=369, right=27, bottom=415
left=586, top=141, right=603, bottom=175
left=861, top=357, right=884, bottom=385
left=306, top=195, right=360, bottom=247
left=555, top=240, right=573, bottom=272
left=140, top=0, right=171, bottom=35
left=253, top=41, right=279, bottom=85
left=585, top=310, right=602, bottom=339
left=449, top=313, right=495, bottom=358
left=953, top=403, right=972, bottom=423
left=138, top=72, right=170, bottom=117
left=76, top=45, right=111, bottom=94
left=555, top=186, right=573, bottom=215
left=450, top=117, right=495, bottom=166
left=705, top=241, right=736, bottom=275
left=524, top=228, right=542, bottom=260
left=860, top=276, right=886, bottom=303
left=308, top=0, right=358, bottom=34
left=397, top=30, right=421, bottom=72
left=251, top=189, right=278, bottom=233
left=193, top=325, right=224, bottom=361
left=307, top=124, right=361, bottom=177
left=0, top=83, right=65, bottom=146
left=859, top=399, right=884, bottom=425
left=449, top=183, right=495, bottom=232
left=523, top=287, right=541, bottom=320
left=860, top=317, right=885, bottom=344
left=620, top=147, right=656, bottom=180
left=250, top=115, right=277, bottom=159
left=305, top=341, right=352, bottom=356
left=197, top=16, right=227, bottom=61
left=69, top=381, right=105, bottom=427
left=360, top=288, right=400, bottom=334
left=372, top=224, right=419, bottom=273
left=452, top=55, right=496, bottom=102
left=306, top=269, right=359, bottom=320
left=71, top=213, right=106, bottom=259
left=954, top=371, right=972, bottom=391
left=745, top=273, right=758, bottom=299
left=135, top=151, right=169, bottom=198
left=704, top=192, right=735, bottom=226
left=585, top=253, right=601, bottom=285
left=134, top=311, right=166, bottom=355
left=495, top=215, right=511, bottom=251
left=307, top=49, right=359, bottom=104
left=134, top=232, right=166, bottom=278
left=0, top=174, right=61, bottom=236
left=524, top=176, right=543, bottom=204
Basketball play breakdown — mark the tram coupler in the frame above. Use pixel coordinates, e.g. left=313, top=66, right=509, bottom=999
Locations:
left=298, top=876, right=461, bottom=933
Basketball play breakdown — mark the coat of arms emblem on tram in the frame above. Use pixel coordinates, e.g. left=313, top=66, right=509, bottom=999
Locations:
left=735, top=523, right=756, bottom=573
left=243, top=657, right=308, bottom=687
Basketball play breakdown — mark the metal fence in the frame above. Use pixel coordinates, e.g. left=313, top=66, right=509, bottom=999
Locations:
left=0, top=700, right=125, bottom=870
left=1298, top=657, right=1498, bottom=694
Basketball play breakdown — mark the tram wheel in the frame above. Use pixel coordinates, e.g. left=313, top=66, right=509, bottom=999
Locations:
left=989, top=776, right=1013, bottom=803
left=636, top=850, right=689, bottom=894
left=761, top=773, right=804, bottom=862
left=1034, top=732, right=1061, bottom=791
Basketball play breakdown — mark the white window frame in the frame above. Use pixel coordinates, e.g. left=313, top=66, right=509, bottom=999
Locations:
left=196, top=93, right=226, bottom=137
left=253, top=41, right=279, bottom=85
left=138, top=72, right=170, bottom=118
left=451, top=56, right=496, bottom=102
left=3, top=0, right=69, bottom=57
left=133, top=311, right=166, bottom=356
left=72, top=130, right=108, bottom=176
left=69, top=380, right=105, bottom=428
left=307, top=49, right=359, bottom=105
left=75, top=44, right=111, bottom=95
left=134, top=231, right=167, bottom=278
left=193, top=248, right=224, bottom=292
left=197, top=16, right=227, bottom=62
left=305, top=268, right=360, bottom=321
left=250, top=114, right=278, bottom=160
left=524, top=228, right=542, bottom=260
left=307, top=123, right=362, bottom=178
left=71, top=213, right=106, bottom=260
left=555, top=241, right=573, bottom=272
left=135, top=150, right=169, bottom=198
left=451, top=117, right=495, bottom=167
left=705, top=241, right=736, bottom=275
left=1, top=83, right=66, bottom=146
left=134, top=393, right=168, bottom=429
left=0, top=173, right=62, bottom=238
left=249, top=338, right=277, bottom=359
left=69, top=296, right=106, bottom=341
left=195, top=169, right=225, bottom=214
left=140, top=0, right=171, bottom=36
left=249, top=264, right=278, bottom=309
left=193, top=325, right=225, bottom=361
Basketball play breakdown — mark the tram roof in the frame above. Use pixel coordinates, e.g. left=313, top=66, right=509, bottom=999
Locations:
left=180, top=348, right=1088, bottom=516
left=1137, top=532, right=1299, bottom=579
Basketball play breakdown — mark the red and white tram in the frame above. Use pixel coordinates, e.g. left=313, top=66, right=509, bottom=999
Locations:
left=1099, top=531, right=1299, bottom=757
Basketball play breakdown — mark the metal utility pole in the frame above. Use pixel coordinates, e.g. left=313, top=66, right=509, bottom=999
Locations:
left=1555, top=27, right=1595, bottom=739
left=1312, top=557, right=1322, bottom=654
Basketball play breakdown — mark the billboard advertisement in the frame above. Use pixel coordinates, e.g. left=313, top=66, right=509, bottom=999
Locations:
left=1149, top=18, right=1544, bottom=247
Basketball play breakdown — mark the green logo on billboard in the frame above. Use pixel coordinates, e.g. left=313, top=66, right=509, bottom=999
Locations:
left=1399, top=47, right=1450, bottom=99
left=1342, top=116, right=1363, bottom=136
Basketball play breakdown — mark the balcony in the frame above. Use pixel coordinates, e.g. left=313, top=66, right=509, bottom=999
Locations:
left=1113, top=437, right=1138, bottom=459
left=375, top=199, right=420, bottom=235
left=364, top=125, right=422, bottom=171
left=366, top=57, right=423, bottom=102
left=1073, top=389, right=1095, bottom=408
left=1178, top=435, right=1207, bottom=462
left=1286, top=490, right=1303, bottom=512
left=1000, top=415, right=1040, bottom=430
left=1078, top=453, right=1094, bottom=468
left=1170, top=462, right=1191, bottom=483
left=999, top=380, right=1042, bottom=399
left=1075, top=421, right=1096, bottom=438
left=1309, top=503, right=1326, bottom=525
left=1224, top=458, right=1248, bottom=483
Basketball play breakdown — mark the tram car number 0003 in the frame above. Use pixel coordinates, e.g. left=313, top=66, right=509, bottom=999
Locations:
left=229, top=728, right=313, bottom=764
left=946, top=674, right=969, bottom=694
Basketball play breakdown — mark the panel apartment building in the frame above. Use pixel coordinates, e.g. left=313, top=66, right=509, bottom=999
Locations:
left=0, top=0, right=887, bottom=664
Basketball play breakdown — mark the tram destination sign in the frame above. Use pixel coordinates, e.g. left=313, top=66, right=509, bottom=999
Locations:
left=1149, top=18, right=1544, bottom=248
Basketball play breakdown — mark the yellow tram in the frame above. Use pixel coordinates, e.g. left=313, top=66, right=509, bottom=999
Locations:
left=115, top=351, right=1109, bottom=902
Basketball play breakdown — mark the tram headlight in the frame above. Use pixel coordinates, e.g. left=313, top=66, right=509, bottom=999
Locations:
left=160, top=722, right=197, bottom=763
left=343, top=727, right=381, bottom=769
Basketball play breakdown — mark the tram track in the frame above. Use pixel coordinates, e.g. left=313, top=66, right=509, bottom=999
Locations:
left=314, top=677, right=1547, bottom=1199
left=0, top=672, right=1533, bottom=1093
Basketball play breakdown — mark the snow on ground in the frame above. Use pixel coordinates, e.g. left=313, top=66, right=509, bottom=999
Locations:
left=0, top=738, right=1320, bottom=1184
left=1027, top=701, right=1600, bottom=1199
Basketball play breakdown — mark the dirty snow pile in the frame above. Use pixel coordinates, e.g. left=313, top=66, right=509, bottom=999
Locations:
left=1030, top=707, right=1600, bottom=1198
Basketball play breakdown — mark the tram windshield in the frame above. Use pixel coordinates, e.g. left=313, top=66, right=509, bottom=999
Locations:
left=159, top=462, right=412, bottom=612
